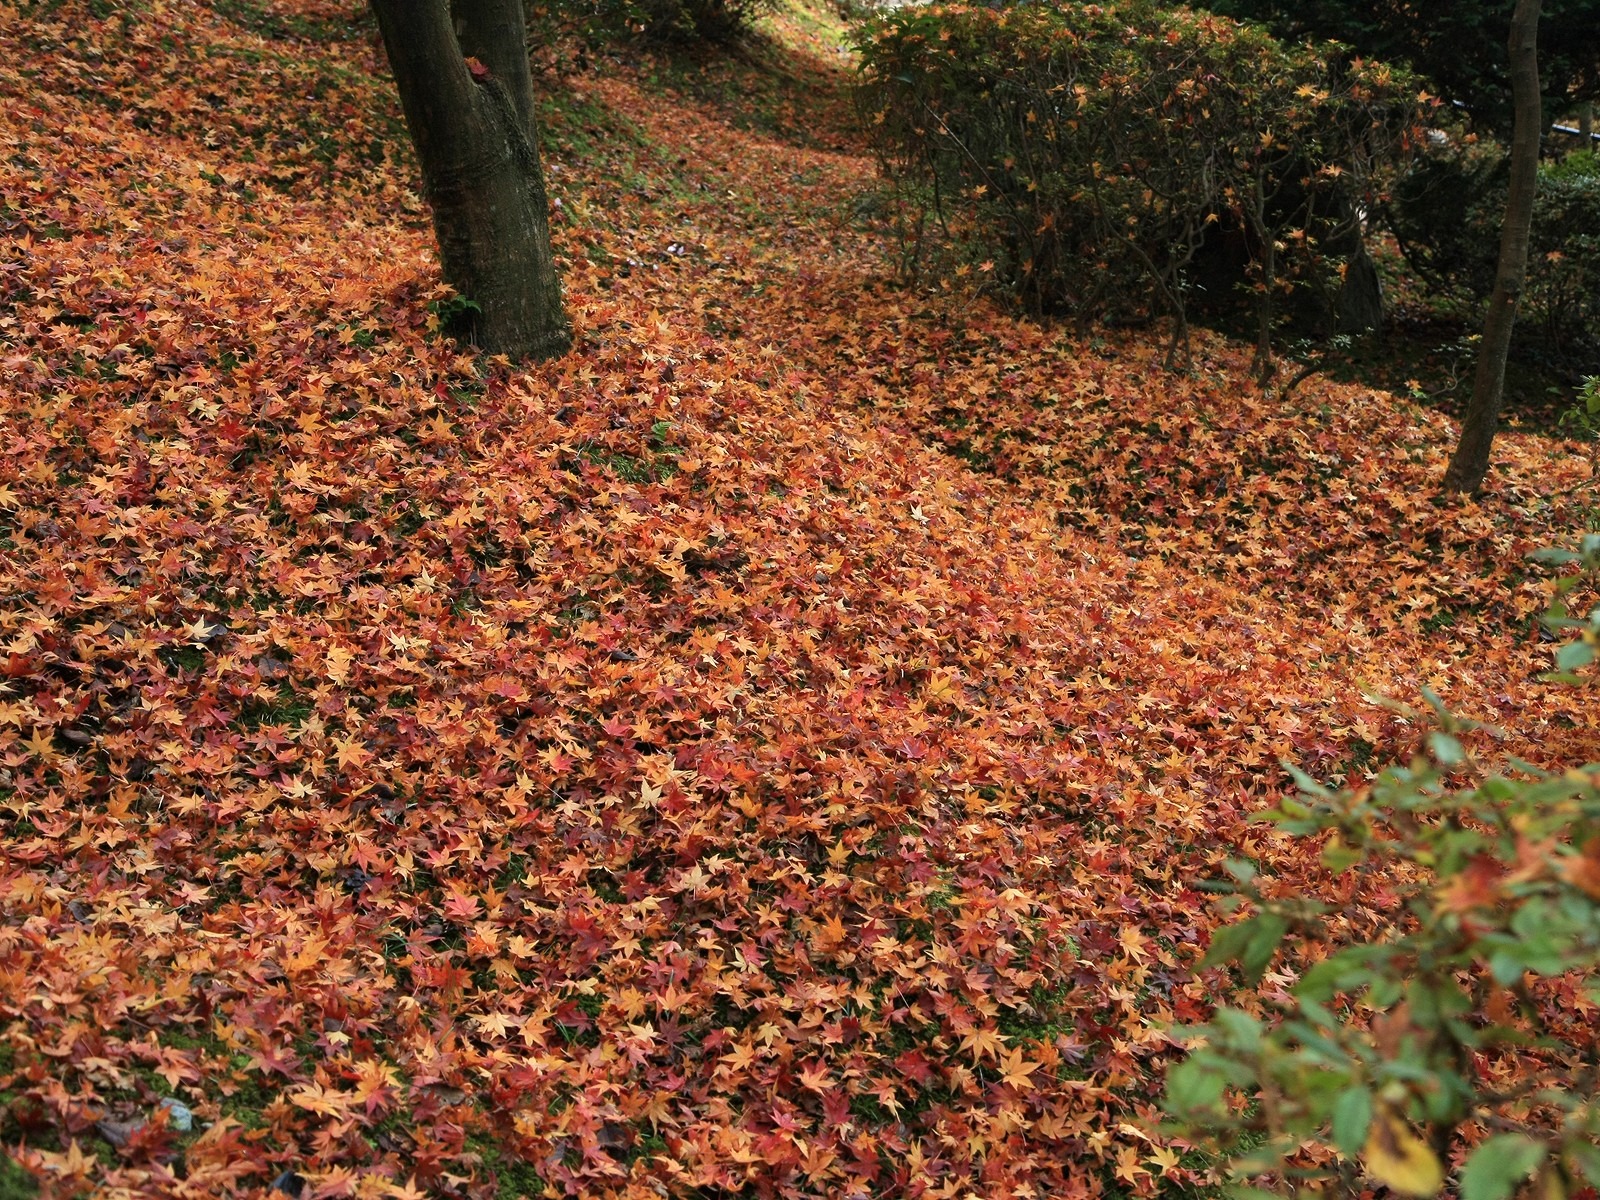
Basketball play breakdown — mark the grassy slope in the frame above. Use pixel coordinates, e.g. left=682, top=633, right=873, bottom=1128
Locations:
left=0, top=1, right=1595, bottom=1198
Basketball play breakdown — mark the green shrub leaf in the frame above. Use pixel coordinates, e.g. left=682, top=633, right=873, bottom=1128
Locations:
left=1459, top=1135, right=1545, bottom=1200
left=1330, top=1086, right=1372, bottom=1155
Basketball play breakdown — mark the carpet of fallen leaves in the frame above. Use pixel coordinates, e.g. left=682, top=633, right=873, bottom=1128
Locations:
left=1, top=1, right=1596, bottom=1197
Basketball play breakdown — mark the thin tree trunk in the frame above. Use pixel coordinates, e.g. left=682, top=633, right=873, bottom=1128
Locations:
left=370, top=0, right=570, bottom=361
left=1581, top=100, right=1595, bottom=145
left=1334, top=237, right=1384, bottom=334
left=1442, top=0, right=1541, bottom=493
left=1248, top=175, right=1276, bottom=387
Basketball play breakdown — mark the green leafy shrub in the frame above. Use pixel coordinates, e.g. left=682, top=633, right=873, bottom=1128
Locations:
left=1384, top=137, right=1505, bottom=300
left=638, top=0, right=775, bottom=41
left=1560, top=376, right=1600, bottom=479
left=1389, top=145, right=1600, bottom=371
left=1165, top=537, right=1600, bottom=1197
left=533, top=0, right=775, bottom=46
left=1531, top=154, right=1600, bottom=369
left=855, top=3, right=1420, bottom=367
left=827, top=0, right=884, bottom=22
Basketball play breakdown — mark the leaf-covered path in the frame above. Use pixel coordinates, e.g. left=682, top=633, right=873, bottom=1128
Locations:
left=1, top=2, right=1594, bottom=1197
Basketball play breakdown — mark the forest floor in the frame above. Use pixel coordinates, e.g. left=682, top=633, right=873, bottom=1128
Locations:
left=1, top=1, right=1596, bottom=1197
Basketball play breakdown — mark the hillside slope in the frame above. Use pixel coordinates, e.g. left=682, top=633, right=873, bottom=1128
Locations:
left=1, top=2, right=1594, bottom=1197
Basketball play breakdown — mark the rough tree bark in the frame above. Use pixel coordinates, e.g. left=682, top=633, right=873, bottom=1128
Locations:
left=1442, top=0, right=1542, bottom=493
left=1334, top=238, right=1384, bottom=334
left=370, top=0, right=570, bottom=361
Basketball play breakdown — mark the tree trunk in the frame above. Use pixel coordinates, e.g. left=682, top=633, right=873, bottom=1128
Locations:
left=1442, top=0, right=1541, bottom=493
left=370, top=0, right=570, bottom=361
left=1582, top=100, right=1595, bottom=145
left=1334, top=238, right=1384, bottom=334
left=1248, top=175, right=1276, bottom=387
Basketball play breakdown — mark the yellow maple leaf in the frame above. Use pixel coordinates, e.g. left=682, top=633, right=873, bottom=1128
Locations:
left=325, top=643, right=353, bottom=684
left=961, top=1025, right=1006, bottom=1064
left=1363, top=1107, right=1443, bottom=1197
left=998, top=1046, right=1041, bottom=1090
left=289, top=1081, right=353, bottom=1119
left=285, top=935, right=329, bottom=976
left=1148, top=1144, right=1182, bottom=1176
left=813, top=911, right=847, bottom=950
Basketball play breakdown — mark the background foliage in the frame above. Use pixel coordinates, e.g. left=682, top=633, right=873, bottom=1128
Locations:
left=543, top=0, right=779, bottom=46
left=1389, top=148, right=1600, bottom=375
left=1193, top=0, right=1600, bottom=134
left=855, top=2, right=1420, bottom=363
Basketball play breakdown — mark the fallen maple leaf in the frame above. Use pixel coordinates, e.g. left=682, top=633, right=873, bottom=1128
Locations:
left=1363, top=1106, right=1444, bottom=1197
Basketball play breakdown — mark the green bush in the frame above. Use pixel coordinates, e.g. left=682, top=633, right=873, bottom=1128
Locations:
left=1389, top=145, right=1600, bottom=372
left=855, top=2, right=1420, bottom=366
left=1531, top=154, right=1600, bottom=367
left=1560, top=375, right=1600, bottom=478
left=536, top=0, right=774, bottom=46
left=827, top=0, right=885, bottom=22
left=1164, top=537, right=1600, bottom=1197
left=636, top=0, right=774, bottom=42
left=1384, top=138, right=1504, bottom=300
